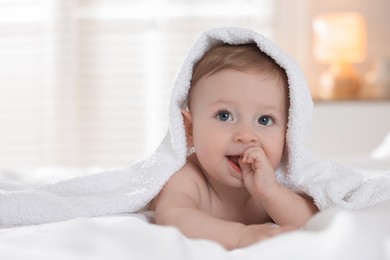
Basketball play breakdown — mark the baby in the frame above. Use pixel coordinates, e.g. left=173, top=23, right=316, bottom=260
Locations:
left=152, top=44, right=318, bottom=250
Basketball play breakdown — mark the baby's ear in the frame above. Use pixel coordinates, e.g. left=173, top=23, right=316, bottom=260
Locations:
left=181, top=109, right=194, bottom=147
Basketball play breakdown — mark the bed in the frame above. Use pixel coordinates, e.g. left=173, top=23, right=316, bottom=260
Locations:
left=0, top=202, right=388, bottom=260
left=0, top=163, right=389, bottom=260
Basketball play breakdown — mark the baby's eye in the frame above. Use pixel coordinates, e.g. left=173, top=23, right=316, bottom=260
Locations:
left=258, top=115, right=274, bottom=126
left=217, top=110, right=233, bottom=121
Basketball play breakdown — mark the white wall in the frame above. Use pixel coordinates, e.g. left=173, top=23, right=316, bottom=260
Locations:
left=305, top=101, right=390, bottom=169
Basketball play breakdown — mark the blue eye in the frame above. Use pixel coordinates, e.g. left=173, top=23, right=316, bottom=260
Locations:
left=217, top=110, right=233, bottom=121
left=258, top=116, right=274, bottom=126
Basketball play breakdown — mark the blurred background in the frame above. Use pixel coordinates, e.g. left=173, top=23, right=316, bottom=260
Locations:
left=0, top=0, right=389, bottom=171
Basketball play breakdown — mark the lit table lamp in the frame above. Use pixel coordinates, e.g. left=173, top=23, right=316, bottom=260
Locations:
left=313, top=12, right=366, bottom=100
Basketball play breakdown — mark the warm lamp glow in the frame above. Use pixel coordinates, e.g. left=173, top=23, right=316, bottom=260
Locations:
left=313, top=12, right=367, bottom=100
left=313, top=13, right=366, bottom=63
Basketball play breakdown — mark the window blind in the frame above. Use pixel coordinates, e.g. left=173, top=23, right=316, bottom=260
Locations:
left=0, top=0, right=274, bottom=169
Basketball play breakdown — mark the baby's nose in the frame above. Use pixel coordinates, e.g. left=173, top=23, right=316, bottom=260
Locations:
left=234, top=125, right=259, bottom=144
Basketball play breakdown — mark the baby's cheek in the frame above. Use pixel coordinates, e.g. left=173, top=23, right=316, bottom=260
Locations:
left=268, top=152, right=283, bottom=170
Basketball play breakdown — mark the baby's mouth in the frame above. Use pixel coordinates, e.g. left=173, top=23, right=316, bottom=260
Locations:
left=227, top=155, right=242, bottom=173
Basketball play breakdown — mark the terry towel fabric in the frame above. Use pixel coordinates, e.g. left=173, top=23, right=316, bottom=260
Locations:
left=1, top=27, right=390, bottom=227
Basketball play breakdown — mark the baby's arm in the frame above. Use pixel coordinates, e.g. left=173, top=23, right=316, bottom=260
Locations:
left=154, top=163, right=292, bottom=249
left=240, top=147, right=318, bottom=227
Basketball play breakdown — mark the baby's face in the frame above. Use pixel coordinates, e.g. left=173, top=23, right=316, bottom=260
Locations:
left=187, top=69, right=288, bottom=187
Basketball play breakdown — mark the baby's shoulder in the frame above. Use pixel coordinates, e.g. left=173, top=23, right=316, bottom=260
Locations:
left=176, top=154, right=205, bottom=180
left=154, top=154, right=210, bottom=209
left=162, top=154, right=210, bottom=197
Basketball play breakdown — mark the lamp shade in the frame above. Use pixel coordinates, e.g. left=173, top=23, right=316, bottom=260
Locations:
left=313, top=12, right=366, bottom=63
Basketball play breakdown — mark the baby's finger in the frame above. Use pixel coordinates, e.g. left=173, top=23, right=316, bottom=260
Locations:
left=242, top=146, right=263, bottom=163
left=238, top=157, right=251, bottom=173
left=242, top=147, right=259, bottom=163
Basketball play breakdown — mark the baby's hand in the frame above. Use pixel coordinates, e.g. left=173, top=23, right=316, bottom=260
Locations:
left=239, top=147, right=278, bottom=200
left=235, top=223, right=296, bottom=249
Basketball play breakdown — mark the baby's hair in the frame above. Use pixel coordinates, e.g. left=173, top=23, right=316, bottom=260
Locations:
left=186, top=43, right=288, bottom=110
left=191, top=43, right=288, bottom=87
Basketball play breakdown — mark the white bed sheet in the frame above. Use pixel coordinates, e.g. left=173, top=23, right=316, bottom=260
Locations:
left=1, top=201, right=389, bottom=260
left=1, top=163, right=390, bottom=260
